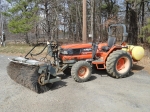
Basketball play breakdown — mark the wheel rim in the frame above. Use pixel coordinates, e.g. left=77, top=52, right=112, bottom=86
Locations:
left=116, top=57, right=130, bottom=74
left=78, top=66, right=89, bottom=78
left=38, top=74, right=45, bottom=86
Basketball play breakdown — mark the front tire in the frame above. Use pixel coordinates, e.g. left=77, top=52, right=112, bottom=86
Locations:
left=106, top=50, right=132, bottom=78
left=71, top=61, right=92, bottom=82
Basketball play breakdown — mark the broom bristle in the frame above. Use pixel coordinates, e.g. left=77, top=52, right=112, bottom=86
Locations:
left=7, top=62, right=52, bottom=94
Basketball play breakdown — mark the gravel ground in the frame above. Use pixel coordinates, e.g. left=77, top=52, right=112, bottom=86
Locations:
left=0, top=54, right=150, bottom=112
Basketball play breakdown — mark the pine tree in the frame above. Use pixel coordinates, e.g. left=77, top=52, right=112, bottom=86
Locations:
left=3, top=0, right=39, bottom=43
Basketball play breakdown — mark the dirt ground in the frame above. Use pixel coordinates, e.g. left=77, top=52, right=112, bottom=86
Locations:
left=132, top=56, right=150, bottom=74
left=0, top=54, right=150, bottom=112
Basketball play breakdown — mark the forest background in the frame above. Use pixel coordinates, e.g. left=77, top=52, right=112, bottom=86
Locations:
left=0, top=0, right=149, bottom=47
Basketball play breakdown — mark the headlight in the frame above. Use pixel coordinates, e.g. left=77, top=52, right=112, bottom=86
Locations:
left=60, top=49, right=74, bottom=55
left=62, top=50, right=68, bottom=54
left=60, top=49, right=68, bottom=54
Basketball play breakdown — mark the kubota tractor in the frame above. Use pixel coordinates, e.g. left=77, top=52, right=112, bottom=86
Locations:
left=7, top=24, right=144, bottom=93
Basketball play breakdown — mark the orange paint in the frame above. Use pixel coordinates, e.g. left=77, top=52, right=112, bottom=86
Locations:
left=60, top=43, right=122, bottom=66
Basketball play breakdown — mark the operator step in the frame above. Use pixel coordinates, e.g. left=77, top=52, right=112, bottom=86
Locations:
left=92, top=58, right=104, bottom=64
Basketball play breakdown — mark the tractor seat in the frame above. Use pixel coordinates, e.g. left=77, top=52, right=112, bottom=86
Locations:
left=102, top=37, right=116, bottom=51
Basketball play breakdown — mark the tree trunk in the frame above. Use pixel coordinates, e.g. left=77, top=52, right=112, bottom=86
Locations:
left=35, top=24, right=38, bottom=44
left=98, top=0, right=102, bottom=42
left=63, top=2, right=66, bottom=39
left=91, top=0, right=95, bottom=42
left=25, top=33, right=29, bottom=44
left=45, top=1, right=51, bottom=40
left=141, top=0, right=144, bottom=43
left=82, top=0, right=87, bottom=43
left=128, top=9, right=138, bottom=45
left=78, top=3, right=82, bottom=41
left=125, top=2, right=129, bottom=25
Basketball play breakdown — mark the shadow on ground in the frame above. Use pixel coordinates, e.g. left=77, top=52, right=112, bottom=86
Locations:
left=132, top=64, right=144, bottom=71
left=50, top=73, right=68, bottom=90
left=51, top=81, right=67, bottom=91
left=88, top=75, right=97, bottom=81
left=58, top=71, right=98, bottom=82
left=93, top=69, right=134, bottom=79
left=92, top=69, right=108, bottom=77
left=51, top=68, right=137, bottom=91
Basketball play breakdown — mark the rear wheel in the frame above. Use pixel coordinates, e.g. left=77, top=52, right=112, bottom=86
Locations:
left=106, top=50, right=132, bottom=78
left=71, top=61, right=92, bottom=82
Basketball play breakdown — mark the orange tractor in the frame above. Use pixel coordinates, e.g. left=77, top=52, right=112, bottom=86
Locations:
left=7, top=24, right=144, bottom=93
left=60, top=24, right=144, bottom=79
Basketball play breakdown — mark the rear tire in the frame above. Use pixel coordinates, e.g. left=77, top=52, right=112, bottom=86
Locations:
left=106, top=50, right=132, bottom=78
left=71, top=61, right=92, bottom=82
left=7, top=62, right=53, bottom=93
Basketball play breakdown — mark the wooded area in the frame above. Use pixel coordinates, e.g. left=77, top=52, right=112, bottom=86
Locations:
left=0, top=0, right=150, bottom=46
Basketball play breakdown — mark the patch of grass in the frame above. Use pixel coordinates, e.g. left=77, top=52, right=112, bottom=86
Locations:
left=0, top=44, right=47, bottom=56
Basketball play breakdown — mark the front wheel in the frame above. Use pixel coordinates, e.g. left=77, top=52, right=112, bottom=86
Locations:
left=71, top=61, right=92, bottom=82
left=106, top=50, right=132, bottom=78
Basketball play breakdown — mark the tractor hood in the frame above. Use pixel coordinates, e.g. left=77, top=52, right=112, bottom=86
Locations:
left=61, top=43, right=92, bottom=49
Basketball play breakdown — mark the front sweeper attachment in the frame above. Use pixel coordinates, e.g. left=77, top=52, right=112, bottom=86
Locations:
left=7, top=42, right=61, bottom=94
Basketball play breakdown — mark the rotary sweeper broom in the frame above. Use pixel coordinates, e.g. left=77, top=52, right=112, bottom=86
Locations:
left=7, top=41, right=61, bottom=93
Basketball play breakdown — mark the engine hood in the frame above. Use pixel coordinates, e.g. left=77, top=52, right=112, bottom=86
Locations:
left=61, top=43, right=92, bottom=49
